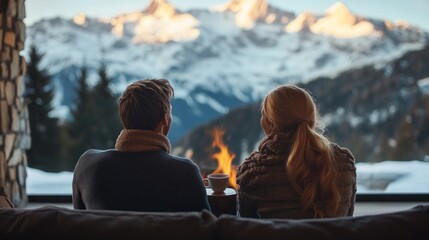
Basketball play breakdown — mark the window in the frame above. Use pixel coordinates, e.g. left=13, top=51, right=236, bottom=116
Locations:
left=24, top=0, right=429, bottom=197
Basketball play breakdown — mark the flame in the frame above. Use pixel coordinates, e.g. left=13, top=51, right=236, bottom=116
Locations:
left=210, top=128, right=237, bottom=189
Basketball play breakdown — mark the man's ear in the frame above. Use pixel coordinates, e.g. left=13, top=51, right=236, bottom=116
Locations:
left=154, top=114, right=168, bottom=133
left=161, top=114, right=168, bottom=125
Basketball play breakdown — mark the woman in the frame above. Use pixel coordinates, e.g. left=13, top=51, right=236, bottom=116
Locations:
left=236, top=85, right=356, bottom=219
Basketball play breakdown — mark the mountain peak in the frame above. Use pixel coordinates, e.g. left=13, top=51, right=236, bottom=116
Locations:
left=145, top=0, right=176, bottom=18
left=284, top=1, right=383, bottom=38
left=325, top=2, right=356, bottom=25
left=307, top=1, right=380, bottom=38
left=326, top=2, right=351, bottom=16
left=104, top=0, right=198, bottom=43
left=73, top=13, right=87, bottom=26
left=213, top=0, right=269, bottom=29
left=216, top=0, right=268, bottom=12
left=285, top=12, right=316, bottom=33
left=132, top=0, right=199, bottom=43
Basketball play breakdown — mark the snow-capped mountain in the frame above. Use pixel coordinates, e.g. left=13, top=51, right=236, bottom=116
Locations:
left=211, top=0, right=294, bottom=29
left=24, top=0, right=428, bottom=142
left=286, top=2, right=379, bottom=38
left=100, top=0, right=200, bottom=43
left=173, top=45, right=429, bottom=168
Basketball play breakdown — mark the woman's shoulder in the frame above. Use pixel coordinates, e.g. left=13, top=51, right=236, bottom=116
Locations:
left=237, top=151, right=261, bottom=173
left=238, top=150, right=285, bottom=170
left=330, top=143, right=356, bottom=170
left=236, top=150, right=289, bottom=190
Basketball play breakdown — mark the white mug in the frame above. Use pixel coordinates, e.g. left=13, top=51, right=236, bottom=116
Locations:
left=204, top=173, right=229, bottom=193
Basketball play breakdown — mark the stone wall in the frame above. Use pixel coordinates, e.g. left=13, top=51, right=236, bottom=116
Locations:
left=0, top=0, right=30, bottom=208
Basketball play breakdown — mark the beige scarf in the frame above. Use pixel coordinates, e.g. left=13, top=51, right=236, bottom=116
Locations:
left=115, top=129, right=171, bottom=153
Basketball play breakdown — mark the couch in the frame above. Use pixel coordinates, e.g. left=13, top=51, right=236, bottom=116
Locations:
left=0, top=204, right=428, bottom=240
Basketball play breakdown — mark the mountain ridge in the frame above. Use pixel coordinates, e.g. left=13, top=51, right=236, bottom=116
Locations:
left=173, top=44, right=429, bottom=168
left=25, top=0, right=429, bottom=142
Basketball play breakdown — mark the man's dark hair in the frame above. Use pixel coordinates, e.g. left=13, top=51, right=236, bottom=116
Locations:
left=118, top=79, right=174, bottom=130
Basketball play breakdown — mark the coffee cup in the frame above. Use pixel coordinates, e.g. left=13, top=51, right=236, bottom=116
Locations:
left=204, top=173, right=229, bottom=193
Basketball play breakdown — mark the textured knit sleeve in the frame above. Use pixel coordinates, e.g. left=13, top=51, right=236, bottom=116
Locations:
left=347, top=150, right=357, bottom=216
left=0, top=196, right=13, bottom=209
left=344, top=148, right=356, bottom=216
left=236, top=153, right=259, bottom=218
left=348, top=180, right=357, bottom=216
left=332, top=144, right=357, bottom=217
left=237, top=187, right=258, bottom=218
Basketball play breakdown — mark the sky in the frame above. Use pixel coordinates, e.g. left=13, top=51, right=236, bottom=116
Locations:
left=26, top=0, right=429, bottom=31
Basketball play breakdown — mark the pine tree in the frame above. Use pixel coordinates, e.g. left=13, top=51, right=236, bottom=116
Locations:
left=69, top=66, right=95, bottom=161
left=25, top=45, right=61, bottom=171
left=91, top=63, right=121, bottom=149
left=375, top=134, right=394, bottom=162
left=67, top=64, right=122, bottom=165
left=393, top=117, right=416, bottom=160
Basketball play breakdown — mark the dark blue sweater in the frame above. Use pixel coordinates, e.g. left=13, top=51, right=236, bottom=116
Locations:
left=72, top=149, right=210, bottom=212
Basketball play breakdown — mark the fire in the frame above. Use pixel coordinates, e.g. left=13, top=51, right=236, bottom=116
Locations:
left=210, top=128, right=237, bottom=189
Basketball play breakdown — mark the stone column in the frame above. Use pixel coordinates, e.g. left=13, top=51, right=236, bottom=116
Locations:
left=0, top=0, right=30, bottom=208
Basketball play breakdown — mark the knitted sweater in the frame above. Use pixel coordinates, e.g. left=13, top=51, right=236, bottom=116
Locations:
left=0, top=196, right=13, bottom=209
left=236, top=132, right=356, bottom=219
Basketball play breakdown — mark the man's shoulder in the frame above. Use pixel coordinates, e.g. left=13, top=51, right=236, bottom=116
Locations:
left=76, top=150, right=199, bottom=171
left=162, top=152, right=198, bottom=168
left=75, top=149, right=118, bottom=169
left=81, top=148, right=117, bottom=156
left=78, top=149, right=118, bottom=161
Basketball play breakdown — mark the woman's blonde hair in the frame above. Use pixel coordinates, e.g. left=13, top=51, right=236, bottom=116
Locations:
left=262, top=85, right=340, bottom=217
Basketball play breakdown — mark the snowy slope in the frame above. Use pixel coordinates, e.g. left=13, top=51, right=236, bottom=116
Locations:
left=26, top=160, right=429, bottom=194
left=24, top=0, right=428, bottom=141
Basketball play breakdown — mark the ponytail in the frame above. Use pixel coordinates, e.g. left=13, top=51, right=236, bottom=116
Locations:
left=286, top=122, right=340, bottom=217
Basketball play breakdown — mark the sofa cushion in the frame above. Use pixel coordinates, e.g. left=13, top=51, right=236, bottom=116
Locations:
left=217, top=205, right=429, bottom=240
left=0, top=206, right=217, bottom=240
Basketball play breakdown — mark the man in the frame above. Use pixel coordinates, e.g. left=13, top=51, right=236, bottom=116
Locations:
left=72, top=79, right=210, bottom=212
